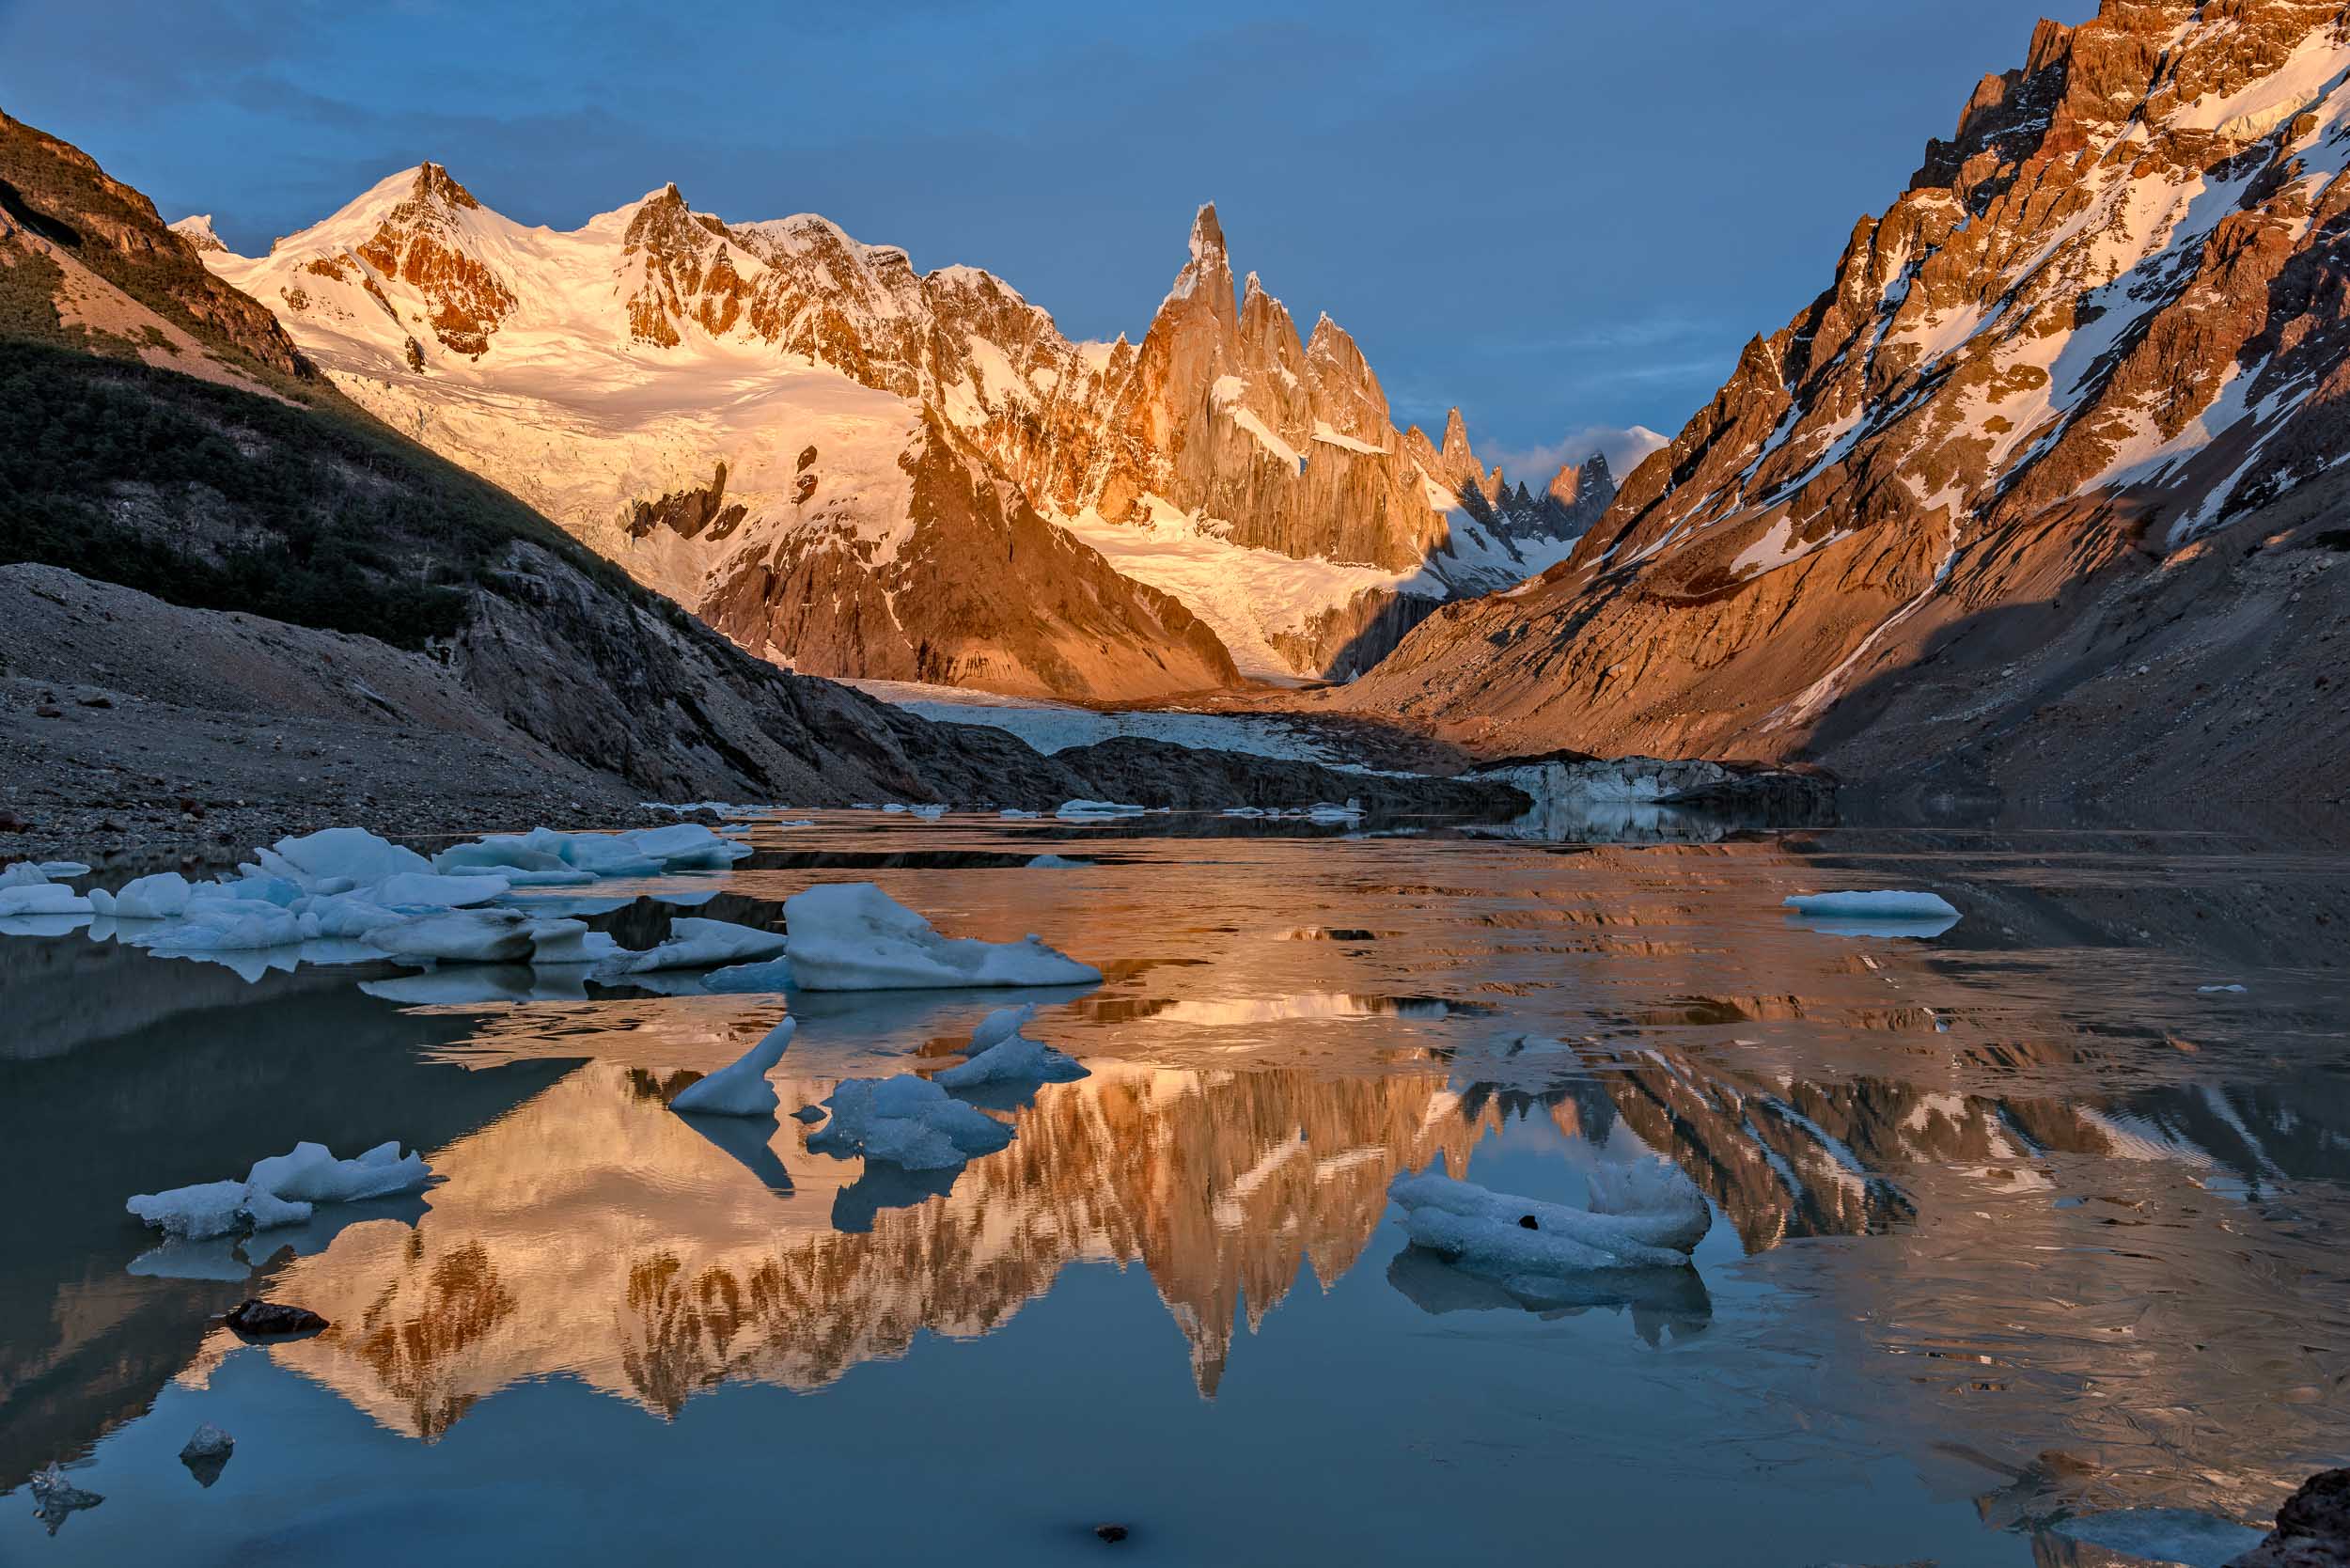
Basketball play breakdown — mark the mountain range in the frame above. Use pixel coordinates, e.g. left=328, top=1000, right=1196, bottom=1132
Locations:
left=1337, top=0, right=2350, bottom=807
left=188, top=176, right=1601, bottom=698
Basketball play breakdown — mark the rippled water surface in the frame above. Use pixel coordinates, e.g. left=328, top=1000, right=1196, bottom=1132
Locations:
left=5, top=815, right=2347, bottom=1566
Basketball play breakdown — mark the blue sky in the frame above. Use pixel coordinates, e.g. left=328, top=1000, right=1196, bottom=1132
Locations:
left=1, top=0, right=2093, bottom=475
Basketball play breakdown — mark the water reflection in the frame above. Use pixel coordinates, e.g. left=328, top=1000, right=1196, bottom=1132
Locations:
left=5, top=820, right=2348, bottom=1562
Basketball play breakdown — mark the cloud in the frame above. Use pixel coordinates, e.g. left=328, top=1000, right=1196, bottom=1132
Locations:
left=1484, top=424, right=1671, bottom=487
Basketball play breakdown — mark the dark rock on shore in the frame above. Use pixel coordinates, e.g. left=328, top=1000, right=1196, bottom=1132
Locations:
left=2227, top=1468, right=2350, bottom=1568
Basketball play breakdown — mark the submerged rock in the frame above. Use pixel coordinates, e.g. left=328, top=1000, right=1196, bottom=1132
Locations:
left=2226, top=1468, right=2350, bottom=1567
left=179, top=1423, right=234, bottom=1487
left=223, top=1298, right=329, bottom=1337
left=28, top=1462, right=102, bottom=1534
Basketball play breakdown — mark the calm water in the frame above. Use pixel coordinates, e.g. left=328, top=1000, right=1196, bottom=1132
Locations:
left=4, top=814, right=2346, bottom=1566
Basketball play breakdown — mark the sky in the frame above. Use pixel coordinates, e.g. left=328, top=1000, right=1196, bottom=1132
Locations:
left=0, top=0, right=2097, bottom=478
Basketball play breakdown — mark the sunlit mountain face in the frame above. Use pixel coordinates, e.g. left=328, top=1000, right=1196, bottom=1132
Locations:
left=5, top=817, right=2347, bottom=1563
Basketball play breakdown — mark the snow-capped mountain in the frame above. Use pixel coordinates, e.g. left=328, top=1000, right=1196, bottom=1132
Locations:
left=200, top=174, right=1576, bottom=695
left=1341, top=0, right=2350, bottom=801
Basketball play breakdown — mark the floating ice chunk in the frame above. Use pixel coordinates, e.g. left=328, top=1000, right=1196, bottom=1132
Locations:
left=621, top=823, right=754, bottom=870
left=94, top=871, right=194, bottom=920
left=883, top=803, right=908, bottom=814
left=0, top=861, right=50, bottom=887
left=912, top=804, right=948, bottom=821
left=257, top=826, right=432, bottom=889
left=933, top=1009, right=1088, bottom=1090
left=137, top=904, right=313, bottom=950
left=608, top=916, right=788, bottom=974
left=999, top=808, right=1041, bottom=820
left=370, top=871, right=509, bottom=908
left=247, top=1140, right=431, bottom=1204
left=1389, top=1158, right=1711, bottom=1293
left=1057, top=799, right=1145, bottom=819
left=39, top=860, right=89, bottom=878
left=432, top=836, right=572, bottom=875
left=2198, top=982, right=2248, bottom=994
left=1783, top=890, right=1958, bottom=920
left=126, top=1180, right=255, bottom=1241
left=525, top=918, right=621, bottom=966
left=127, top=1141, right=432, bottom=1242
left=1026, top=854, right=1092, bottom=868
left=807, top=1074, right=1015, bottom=1168
left=700, top=955, right=793, bottom=993
left=1307, top=799, right=1364, bottom=823
left=669, top=1018, right=797, bottom=1117
left=0, top=882, right=94, bottom=917
left=302, top=892, right=406, bottom=938
left=782, top=883, right=1102, bottom=991
left=368, top=908, right=535, bottom=964
left=1221, top=806, right=1268, bottom=818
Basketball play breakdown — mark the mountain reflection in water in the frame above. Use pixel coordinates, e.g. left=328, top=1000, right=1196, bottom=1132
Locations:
left=3, top=818, right=2347, bottom=1564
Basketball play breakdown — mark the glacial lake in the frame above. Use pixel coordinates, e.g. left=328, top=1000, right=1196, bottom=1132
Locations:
left=4, top=812, right=2346, bottom=1566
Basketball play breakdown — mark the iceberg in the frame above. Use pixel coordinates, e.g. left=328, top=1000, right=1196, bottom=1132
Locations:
left=369, top=871, right=510, bottom=908
left=669, top=1018, right=796, bottom=1117
left=1057, top=799, right=1145, bottom=820
left=89, top=870, right=194, bottom=919
left=256, top=826, right=432, bottom=888
left=127, top=1140, right=433, bottom=1241
left=525, top=918, right=622, bottom=966
left=135, top=904, right=313, bottom=951
left=806, top=1074, right=1015, bottom=1169
left=607, top=916, right=788, bottom=974
left=782, top=882, right=1101, bottom=991
left=1782, top=890, right=1959, bottom=920
left=700, top=955, right=793, bottom=993
left=912, top=804, right=948, bottom=821
left=933, top=1004, right=1088, bottom=1090
left=368, top=908, right=535, bottom=964
left=0, top=882, right=94, bottom=917
left=1388, top=1159, right=1711, bottom=1297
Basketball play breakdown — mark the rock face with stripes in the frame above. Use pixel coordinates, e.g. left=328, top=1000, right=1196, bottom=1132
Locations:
left=196, top=179, right=1570, bottom=691
left=1338, top=0, right=2350, bottom=805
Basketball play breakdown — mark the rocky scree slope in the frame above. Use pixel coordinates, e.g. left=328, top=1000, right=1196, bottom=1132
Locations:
left=1339, top=0, right=2350, bottom=808
left=197, top=171, right=1602, bottom=690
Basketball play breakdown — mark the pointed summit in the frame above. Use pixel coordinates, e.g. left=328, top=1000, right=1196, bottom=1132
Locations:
left=170, top=213, right=225, bottom=254
left=1189, top=202, right=1225, bottom=262
left=411, top=162, right=481, bottom=211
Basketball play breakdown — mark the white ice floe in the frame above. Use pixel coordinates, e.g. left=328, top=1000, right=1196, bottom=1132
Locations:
left=933, top=1005, right=1088, bottom=1090
left=607, top=916, right=789, bottom=974
left=431, top=823, right=751, bottom=880
left=2198, top=982, right=2248, bottom=994
left=1782, top=890, right=1959, bottom=920
left=781, top=882, right=1102, bottom=990
left=1056, top=799, right=1146, bottom=820
left=0, top=883, right=94, bottom=917
left=1026, top=854, right=1093, bottom=869
left=669, top=1018, right=797, bottom=1117
left=368, top=908, right=536, bottom=964
left=806, top=1074, right=1015, bottom=1168
left=2, top=860, right=89, bottom=886
left=1388, top=1158, right=1712, bottom=1295
left=87, top=871, right=194, bottom=919
left=700, top=955, right=793, bottom=993
left=1307, top=799, right=1364, bottom=823
left=127, top=1140, right=432, bottom=1240
left=133, top=904, right=314, bottom=951
left=912, top=804, right=948, bottom=821
left=999, top=808, right=1042, bottom=820
left=525, top=919, right=623, bottom=965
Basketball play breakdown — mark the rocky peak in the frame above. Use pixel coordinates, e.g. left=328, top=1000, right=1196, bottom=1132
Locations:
left=352, top=162, right=513, bottom=358
left=411, top=162, right=481, bottom=211
left=1304, top=313, right=1391, bottom=443
left=169, top=213, right=225, bottom=254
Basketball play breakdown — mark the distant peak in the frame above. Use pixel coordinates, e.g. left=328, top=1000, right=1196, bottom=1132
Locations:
left=412, top=162, right=480, bottom=211
left=169, top=212, right=225, bottom=253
